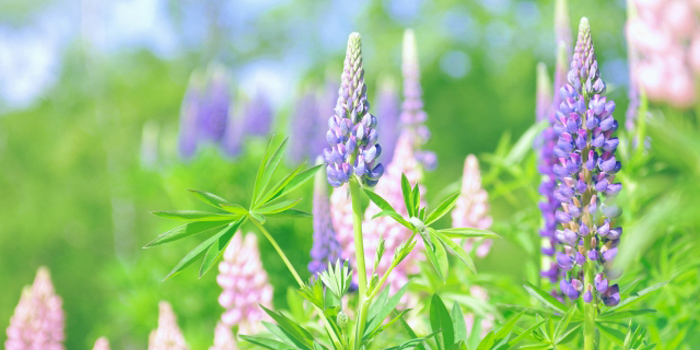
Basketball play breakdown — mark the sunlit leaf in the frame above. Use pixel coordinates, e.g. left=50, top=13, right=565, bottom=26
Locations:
left=523, top=283, right=567, bottom=314
left=144, top=221, right=227, bottom=248
left=187, top=189, right=231, bottom=208
left=151, top=210, right=239, bottom=221
left=430, top=294, right=454, bottom=349
left=425, top=192, right=460, bottom=225
left=437, top=227, right=501, bottom=240
left=199, top=218, right=244, bottom=277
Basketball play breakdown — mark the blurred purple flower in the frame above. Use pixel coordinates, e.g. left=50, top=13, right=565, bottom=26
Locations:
left=178, top=71, right=205, bottom=159
left=289, top=91, right=320, bottom=163
left=199, top=64, right=231, bottom=143
left=375, top=78, right=401, bottom=163
left=243, top=91, right=273, bottom=136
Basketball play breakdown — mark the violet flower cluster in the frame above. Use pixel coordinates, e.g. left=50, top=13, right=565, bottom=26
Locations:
left=375, top=78, right=401, bottom=163
left=309, top=158, right=344, bottom=275
left=324, top=33, right=384, bottom=187
left=400, top=30, right=436, bottom=171
left=148, top=301, right=189, bottom=350
left=551, top=18, right=622, bottom=307
left=5, top=267, right=65, bottom=350
left=216, top=232, right=273, bottom=335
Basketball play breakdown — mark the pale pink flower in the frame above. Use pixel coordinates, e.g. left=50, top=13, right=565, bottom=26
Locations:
left=451, top=155, right=493, bottom=257
left=216, top=232, right=273, bottom=335
left=148, top=301, right=188, bottom=350
left=209, top=322, right=237, bottom=350
left=5, top=267, right=65, bottom=350
left=330, top=184, right=356, bottom=265
left=92, top=337, right=110, bottom=350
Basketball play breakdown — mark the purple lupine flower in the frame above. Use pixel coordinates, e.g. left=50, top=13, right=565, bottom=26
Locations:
left=451, top=154, right=493, bottom=257
left=375, top=77, right=401, bottom=163
left=551, top=18, right=623, bottom=307
left=178, top=71, right=205, bottom=159
left=5, top=267, right=65, bottom=350
left=93, top=337, right=110, bottom=350
left=309, top=157, right=343, bottom=275
left=289, top=90, right=320, bottom=163
left=243, top=91, right=273, bottom=136
left=209, top=322, right=237, bottom=350
left=221, top=110, right=244, bottom=158
left=199, top=64, right=231, bottom=143
left=216, top=232, right=273, bottom=335
left=148, top=301, right=188, bottom=350
left=324, top=33, right=383, bottom=187
left=401, top=29, right=436, bottom=171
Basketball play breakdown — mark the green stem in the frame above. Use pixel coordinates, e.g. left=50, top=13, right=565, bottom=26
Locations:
left=348, top=178, right=368, bottom=349
left=252, top=220, right=342, bottom=349
left=583, top=235, right=596, bottom=350
left=367, top=231, right=418, bottom=301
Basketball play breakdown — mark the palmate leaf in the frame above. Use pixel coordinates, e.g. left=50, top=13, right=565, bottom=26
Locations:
left=254, top=138, right=289, bottom=206
left=267, top=163, right=323, bottom=203
left=363, top=187, right=398, bottom=214
left=372, top=210, right=412, bottom=228
left=597, top=308, right=655, bottom=321
left=258, top=198, right=303, bottom=215
left=423, top=230, right=448, bottom=282
left=252, top=137, right=281, bottom=207
left=506, top=319, right=547, bottom=350
left=143, top=221, right=227, bottom=248
left=433, top=229, right=476, bottom=274
left=425, top=192, right=460, bottom=225
left=364, top=284, right=409, bottom=339
left=239, top=334, right=297, bottom=350
left=437, top=227, right=501, bottom=240
left=266, top=209, right=313, bottom=218
left=395, top=311, right=427, bottom=350
left=261, top=306, right=316, bottom=349
left=429, top=294, right=454, bottom=349
left=220, top=203, right=248, bottom=215
left=151, top=210, right=239, bottom=221
left=523, top=283, right=567, bottom=314
left=401, top=174, right=414, bottom=217
left=606, top=281, right=667, bottom=312
left=187, top=189, right=231, bottom=208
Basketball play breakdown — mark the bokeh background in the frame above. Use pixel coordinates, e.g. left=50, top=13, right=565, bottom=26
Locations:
left=0, top=0, right=666, bottom=348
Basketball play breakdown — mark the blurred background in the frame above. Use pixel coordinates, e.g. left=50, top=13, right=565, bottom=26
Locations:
left=0, top=0, right=647, bottom=348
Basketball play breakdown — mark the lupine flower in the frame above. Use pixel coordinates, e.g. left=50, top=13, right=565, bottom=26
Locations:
left=93, top=337, right=110, bottom=350
left=5, top=267, right=65, bottom=350
left=178, top=71, right=205, bottom=158
left=243, top=91, right=273, bottom=137
left=324, top=33, right=384, bottom=187
left=551, top=18, right=622, bottom=306
left=148, top=301, right=188, bottom=350
left=362, top=135, right=425, bottom=299
left=209, top=322, right=237, bottom=350
left=199, top=64, right=231, bottom=143
left=401, top=29, right=436, bottom=171
left=216, top=232, right=273, bottom=335
left=289, top=91, right=320, bottom=163
left=375, top=77, right=401, bottom=163
left=452, top=154, right=493, bottom=257
left=221, top=110, right=244, bottom=158
left=309, top=157, right=343, bottom=275
left=627, top=0, right=698, bottom=107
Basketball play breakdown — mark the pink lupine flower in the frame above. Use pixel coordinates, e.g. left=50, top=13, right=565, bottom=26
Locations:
left=451, top=155, right=493, bottom=257
left=330, top=184, right=356, bottom=264
left=148, top=301, right=188, bottom=350
left=5, top=267, right=65, bottom=350
left=627, top=0, right=700, bottom=108
left=93, top=337, right=110, bottom=350
left=362, top=135, right=425, bottom=299
left=463, top=286, right=494, bottom=339
left=216, top=232, right=273, bottom=335
left=209, top=322, right=237, bottom=350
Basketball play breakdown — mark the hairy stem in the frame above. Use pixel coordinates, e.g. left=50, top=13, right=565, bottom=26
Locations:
left=252, top=220, right=342, bottom=348
left=348, top=178, right=368, bottom=349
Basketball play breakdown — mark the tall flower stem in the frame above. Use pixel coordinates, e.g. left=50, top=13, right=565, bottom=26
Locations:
left=348, top=177, right=369, bottom=349
left=252, top=220, right=342, bottom=348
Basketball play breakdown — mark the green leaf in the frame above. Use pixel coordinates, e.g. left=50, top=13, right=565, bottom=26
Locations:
left=266, top=209, right=313, bottom=219
left=506, top=320, right=546, bottom=349
left=607, top=281, right=667, bottom=312
left=199, top=218, right=244, bottom=277
left=430, top=294, right=454, bottom=349
left=451, top=301, right=467, bottom=344
left=437, top=227, right=501, bottom=240
left=553, top=306, right=576, bottom=342
left=258, top=198, right=303, bottom=215
left=144, top=221, right=227, bottom=248
left=364, top=284, right=410, bottom=338
left=163, top=223, right=236, bottom=279
left=151, top=210, right=239, bottom=221
left=258, top=162, right=306, bottom=207
left=253, top=137, right=278, bottom=206
left=263, top=163, right=322, bottom=206
left=494, top=311, right=525, bottom=341
left=523, top=283, right=567, bottom=314
left=261, top=306, right=315, bottom=349
left=425, top=192, right=460, bottom=225
left=395, top=313, right=427, bottom=350
left=425, top=231, right=449, bottom=282
left=249, top=211, right=266, bottom=224
left=371, top=210, right=412, bottom=229
left=254, top=138, right=289, bottom=205
left=263, top=321, right=313, bottom=349
left=411, top=185, right=420, bottom=216
left=598, top=323, right=626, bottom=346
left=187, top=189, right=231, bottom=208
left=597, top=309, right=656, bottom=321
left=363, top=188, right=398, bottom=214
left=434, top=230, right=476, bottom=274
left=401, top=174, right=414, bottom=217
left=474, top=330, right=495, bottom=350
left=239, top=335, right=297, bottom=350
left=220, top=203, right=248, bottom=215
